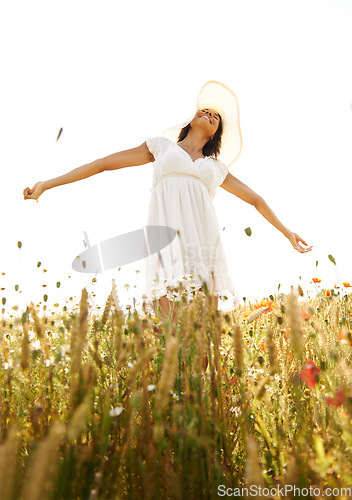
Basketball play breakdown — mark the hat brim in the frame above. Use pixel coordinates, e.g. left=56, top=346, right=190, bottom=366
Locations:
left=162, top=80, right=242, bottom=167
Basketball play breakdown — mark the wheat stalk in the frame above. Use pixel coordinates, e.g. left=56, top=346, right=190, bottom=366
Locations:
left=21, top=422, right=65, bottom=500
left=233, top=323, right=244, bottom=375
left=266, top=325, right=278, bottom=375
left=286, top=290, right=305, bottom=359
left=0, top=427, right=19, bottom=500
left=245, top=436, right=265, bottom=488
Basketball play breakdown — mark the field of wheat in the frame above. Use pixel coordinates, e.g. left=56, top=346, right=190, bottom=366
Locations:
left=0, top=273, right=352, bottom=499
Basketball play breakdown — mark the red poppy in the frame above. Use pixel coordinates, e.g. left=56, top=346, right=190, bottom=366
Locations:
left=338, top=329, right=352, bottom=346
left=254, top=298, right=278, bottom=313
left=302, top=311, right=311, bottom=321
left=326, top=389, right=345, bottom=407
left=312, top=278, right=321, bottom=283
left=343, top=282, right=351, bottom=288
left=300, top=360, right=320, bottom=389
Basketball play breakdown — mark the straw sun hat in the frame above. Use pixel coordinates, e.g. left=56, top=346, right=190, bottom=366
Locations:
left=162, top=80, right=243, bottom=167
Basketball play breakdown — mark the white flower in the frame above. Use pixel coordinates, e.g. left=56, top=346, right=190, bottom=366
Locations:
left=31, top=339, right=41, bottom=350
left=28, top=330, right=36, bottom=341
left=127, top=362, right=133, bottom=368
left=109, top=406, right=124, bottom=417
left=45, top=356, right=55, bottom=367
left=169, top=391, right=179, bottom=400
left=147, top=384, right=156, bottom=391
left=230, top=406, right=241, bottom=417
left=4, top=358, right=13, bottom=370
left=60, top=345, right=70, bottom=356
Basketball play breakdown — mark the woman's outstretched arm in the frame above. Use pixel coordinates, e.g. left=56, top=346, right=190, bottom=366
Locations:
left=254, top=198, right=313, bottom=253
left=23, top=142, right=154, bottom=201
left=220, top=172, right=313, bottom=253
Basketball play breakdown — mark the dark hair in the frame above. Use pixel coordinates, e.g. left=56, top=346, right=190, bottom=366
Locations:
left=177, top=114, right=223, bottom=158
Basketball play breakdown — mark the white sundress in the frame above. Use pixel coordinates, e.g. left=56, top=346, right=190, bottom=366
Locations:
left=143, top=136, right=240, bottom=311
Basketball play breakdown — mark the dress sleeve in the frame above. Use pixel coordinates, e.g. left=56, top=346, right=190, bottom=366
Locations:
left=216, top=159, right=229, bottom=186
left=146, top=136, right=169, bottom=161
left=206, top=159, right=230, bottom=201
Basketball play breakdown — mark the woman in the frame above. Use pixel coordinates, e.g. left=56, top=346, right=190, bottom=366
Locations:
left=23, top=81, right=313, bottom=322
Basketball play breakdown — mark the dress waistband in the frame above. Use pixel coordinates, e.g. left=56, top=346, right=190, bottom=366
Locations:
left=151, top=173, right=204, bottom=191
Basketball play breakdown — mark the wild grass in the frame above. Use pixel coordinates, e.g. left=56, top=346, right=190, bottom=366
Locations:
left=0, top=278, right=352, bottom=499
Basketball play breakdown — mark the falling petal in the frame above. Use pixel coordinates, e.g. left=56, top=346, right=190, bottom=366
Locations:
left=328, top=254, right=336, bottom=265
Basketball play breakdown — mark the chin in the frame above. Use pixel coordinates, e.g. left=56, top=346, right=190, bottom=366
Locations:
left=196, top=119, right=212, bottom=131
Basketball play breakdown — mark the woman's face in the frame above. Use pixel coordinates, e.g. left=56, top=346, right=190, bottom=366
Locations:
left=191, top=108, right=221, bottom=137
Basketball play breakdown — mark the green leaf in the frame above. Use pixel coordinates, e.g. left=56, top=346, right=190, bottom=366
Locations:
left=15, top=285, right=19, bottom=291
left=56, top=282, right=61, bottom=288
left=37, top=262, right=41, bottom=268
left=43, top=294, right=48, bottom=302
left=2, top=297, right=6, bottom=305
left=245, top=227, right=252, bottom=236
left=328, top=254, right=336, bottom=265
left=17, top=241, right=22, bottom=249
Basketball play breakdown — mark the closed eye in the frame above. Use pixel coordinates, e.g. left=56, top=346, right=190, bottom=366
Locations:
left=201, top=109, right=220, bottom=120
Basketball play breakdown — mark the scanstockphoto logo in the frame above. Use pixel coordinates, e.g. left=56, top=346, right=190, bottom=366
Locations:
left=72, top=226, right=177, bottom=274
left=72, top=226, right=223, bottom=275
left=217, top=485, right=352, bottom=497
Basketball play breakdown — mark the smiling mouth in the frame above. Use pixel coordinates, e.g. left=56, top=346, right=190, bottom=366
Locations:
left=201, top=115, right=210, bottom=122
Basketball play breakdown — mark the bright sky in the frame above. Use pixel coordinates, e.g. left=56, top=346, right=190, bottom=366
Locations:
left=1, top=0, right=351, bottom=319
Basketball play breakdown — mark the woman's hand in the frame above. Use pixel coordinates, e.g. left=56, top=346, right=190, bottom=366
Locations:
left=287, top=232, right=313, bottom=253
left=23, top=181, right=46, bottom=201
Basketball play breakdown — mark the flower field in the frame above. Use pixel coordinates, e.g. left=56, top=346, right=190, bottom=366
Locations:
left=0, top=278, right=352, bottom=499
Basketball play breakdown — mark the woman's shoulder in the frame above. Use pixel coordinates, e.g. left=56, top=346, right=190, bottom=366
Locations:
left=208, top=156, right=229, bottom=169
left=145, top=136, right=171, bottom=160
left=147, top=135, right=171, bottom=144
left=146, top=135, right=171, bottom=149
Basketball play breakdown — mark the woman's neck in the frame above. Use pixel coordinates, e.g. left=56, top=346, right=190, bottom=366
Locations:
left=177, top=128, right=210, bottom=154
